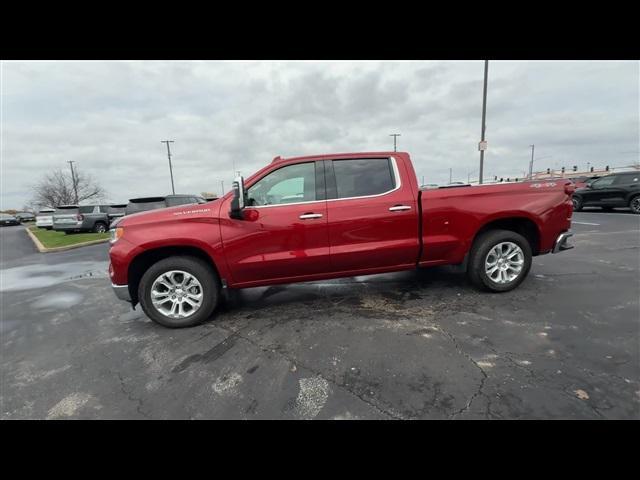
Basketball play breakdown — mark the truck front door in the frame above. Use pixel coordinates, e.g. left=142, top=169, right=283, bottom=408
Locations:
left=221, top=161, right=330, bottom=285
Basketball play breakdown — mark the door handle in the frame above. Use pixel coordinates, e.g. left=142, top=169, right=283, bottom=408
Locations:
left=389, top=205, right=411, bottom=211
left=299, top=213, right=323, bottom=219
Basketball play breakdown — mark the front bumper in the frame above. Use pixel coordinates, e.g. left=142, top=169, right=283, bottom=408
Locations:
left=552, top=231, right=574, bottom=253
left=112, top=283, right=132, bottom=302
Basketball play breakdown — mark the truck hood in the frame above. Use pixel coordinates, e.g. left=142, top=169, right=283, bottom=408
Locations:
left=116, top=199, right=222, bottom=228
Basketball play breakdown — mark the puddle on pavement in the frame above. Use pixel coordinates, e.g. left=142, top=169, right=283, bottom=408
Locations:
left=0, top=261, right=108, bottom=292
left=32, top=291, right=84, bottom=310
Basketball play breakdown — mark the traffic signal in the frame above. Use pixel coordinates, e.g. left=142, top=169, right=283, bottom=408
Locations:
left=605, top=165, right=610, bottom=171
left=561, top=166, right=565, bottom=173
left=546, top=168, right=551, bottom=174
left=494, top=176, right=497, bottom=181
left=590, top=166, right=594, bottom=172
left=573, top=165, right=577, bottom=172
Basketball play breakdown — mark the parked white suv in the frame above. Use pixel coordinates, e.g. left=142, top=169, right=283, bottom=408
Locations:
left=36, top=208, right=55, bottom=229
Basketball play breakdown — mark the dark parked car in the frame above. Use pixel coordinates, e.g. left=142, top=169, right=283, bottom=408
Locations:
left=124, top=195, right=206, bottom=216
left=15, top=212, right=36, bottom=222
left=572, top=171, right=640, bottom=213
left=106, top=204, right=127, bottom=225
left=53, top=205, right=112, bottom=233
left=0, top=214, right=20, bottom=226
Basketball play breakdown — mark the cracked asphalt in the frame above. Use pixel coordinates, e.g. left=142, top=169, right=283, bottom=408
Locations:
left=1, top=210, right=639, bottom=419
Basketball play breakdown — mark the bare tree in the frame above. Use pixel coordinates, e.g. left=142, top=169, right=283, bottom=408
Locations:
left=31, top=167, right=106, bottom=208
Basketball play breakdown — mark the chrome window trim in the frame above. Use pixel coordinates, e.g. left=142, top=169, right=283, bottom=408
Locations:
left=247, top=157, right=400, bottom=209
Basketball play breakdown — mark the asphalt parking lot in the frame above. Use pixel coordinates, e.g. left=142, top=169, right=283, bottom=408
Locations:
left=1, top=210, right=639, bottom=419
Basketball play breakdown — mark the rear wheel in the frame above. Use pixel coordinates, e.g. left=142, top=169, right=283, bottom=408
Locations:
left=572, top=196, right=583, bottom=211
left=93, top=222, right=107, bottom=233
left=630, top=196, right=640, bottom=214
left=138, top=256, right=220, bottom=328
left=467, top=229, right=532, bottom=292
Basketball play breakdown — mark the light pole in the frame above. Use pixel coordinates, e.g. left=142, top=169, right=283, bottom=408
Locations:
left=478, top=60, right=489, bottom=184
left=67, top=160, right=79, bottom=204
left=161, top=140, right=176, bottom=195
left=389, top=133, right=401, bottom=152
left=528, top=144, right=535, bottom=179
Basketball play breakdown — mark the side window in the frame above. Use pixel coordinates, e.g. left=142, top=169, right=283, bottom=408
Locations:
left=79, top=206, right=96, bottom=214
left=167, top=197, right=189, bottom=206
left=332, top=158, right=395, bottom=199
left=613, top=174, right=638, bottom=185
left=99, top=205, right=109, bottom=213
left=247, top=162, right=316, bottom=206
left=592, top=176, right=615, bottom=188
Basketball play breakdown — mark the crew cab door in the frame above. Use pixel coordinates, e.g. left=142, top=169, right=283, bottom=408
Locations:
left=221, top=161, right=330, bottom=285
left=325, top=157, right=420, bottom=272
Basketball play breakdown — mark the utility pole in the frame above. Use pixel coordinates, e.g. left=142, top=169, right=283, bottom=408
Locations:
left=449, top=168, right=453, bottom=184
left=478, top=60, right=489, bottom=184
left=528, top=144, right=535, bottom=179
left=220, top=180, right=225, bottom=195
left=161, top=140, right=176, bottom=195
left=67, top=160, right=79, bottom=204
left=389, top=133, right=401, bottom=152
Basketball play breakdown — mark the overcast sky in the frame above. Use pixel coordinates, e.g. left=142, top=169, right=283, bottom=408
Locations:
left=1, top=60, right=638, bottom=209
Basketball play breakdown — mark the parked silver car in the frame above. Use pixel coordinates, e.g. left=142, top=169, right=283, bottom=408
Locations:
left=53, top=205, right=111, bottom=233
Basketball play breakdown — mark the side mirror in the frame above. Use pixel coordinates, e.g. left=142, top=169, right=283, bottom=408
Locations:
left=229, top=176, right=245, bottom=220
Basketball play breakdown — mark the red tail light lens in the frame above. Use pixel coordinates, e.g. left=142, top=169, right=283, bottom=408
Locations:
left=564, top=182, right=575, bottom=195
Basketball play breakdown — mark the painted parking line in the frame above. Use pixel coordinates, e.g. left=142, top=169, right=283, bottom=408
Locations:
left=572, top=221, right=601, bottom=226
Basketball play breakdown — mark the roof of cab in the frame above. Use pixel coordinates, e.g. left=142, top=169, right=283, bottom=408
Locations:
left=272, top=151, right=403, bottom=164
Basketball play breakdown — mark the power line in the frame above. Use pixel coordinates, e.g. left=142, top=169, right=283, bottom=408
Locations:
left=161, top=140, right=176, bottom=195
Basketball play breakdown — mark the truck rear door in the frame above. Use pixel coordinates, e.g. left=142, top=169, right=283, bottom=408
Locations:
left=324, top=156, right=420, bottom=272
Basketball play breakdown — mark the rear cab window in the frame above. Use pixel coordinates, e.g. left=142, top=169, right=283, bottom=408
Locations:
left=79, top=206, right=97, bottom=214
left=331, top=158, right=396, bottom=198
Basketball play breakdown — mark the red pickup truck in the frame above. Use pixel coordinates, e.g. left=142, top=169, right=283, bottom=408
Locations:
left=109, top=152, right=575, bottom=328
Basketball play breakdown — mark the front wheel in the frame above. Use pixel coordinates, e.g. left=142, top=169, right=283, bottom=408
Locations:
left=467, top=229, right=532, bottom=292
left=138, top=256, right=220, bottom=328
left=630, top=196, right=640, bottom=214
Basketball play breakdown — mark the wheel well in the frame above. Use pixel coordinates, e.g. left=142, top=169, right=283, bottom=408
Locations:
left=473, top=217, right=540, bottom=256
left=127, top=246, right=219, bottom=306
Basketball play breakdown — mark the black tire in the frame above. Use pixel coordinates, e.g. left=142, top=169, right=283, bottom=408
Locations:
left=467, top=229, right=533, bottom=292
left=629, top=195, right=640, bottom=214
left=572, top=196, right=583, bottom=212
left=93, top=222, right=107, bottom=233
left=138, top=256, right=220, bottom=328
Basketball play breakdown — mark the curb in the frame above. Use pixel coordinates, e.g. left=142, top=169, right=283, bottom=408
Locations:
left=25, top=227, right=109, bottom=253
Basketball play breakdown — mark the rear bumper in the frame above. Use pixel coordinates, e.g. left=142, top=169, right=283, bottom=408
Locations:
left=112, top=283, right=131, bottom=302
left=552, top=231, right=574, bottom=253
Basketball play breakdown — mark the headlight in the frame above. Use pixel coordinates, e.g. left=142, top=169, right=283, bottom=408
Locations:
left=109, top=227, right=124, bottom=244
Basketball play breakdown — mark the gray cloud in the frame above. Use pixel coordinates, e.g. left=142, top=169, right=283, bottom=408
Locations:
left=1, top=60, right=638, bottom=209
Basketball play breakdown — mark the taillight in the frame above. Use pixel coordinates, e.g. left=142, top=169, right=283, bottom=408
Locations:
left=76, top=214, right=84, bottom=221
left=564, top=182, right=575, bottom=195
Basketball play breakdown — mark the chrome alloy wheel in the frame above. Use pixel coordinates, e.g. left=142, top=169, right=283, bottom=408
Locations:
left=631, top=196, right=640, bottom=214
left=484, top=242, right=525, bottom=284
left=150, top=270, right=203, bottom=319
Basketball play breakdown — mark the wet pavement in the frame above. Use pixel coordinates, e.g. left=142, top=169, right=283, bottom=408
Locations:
left=1, top=213, right=639, bottom=419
